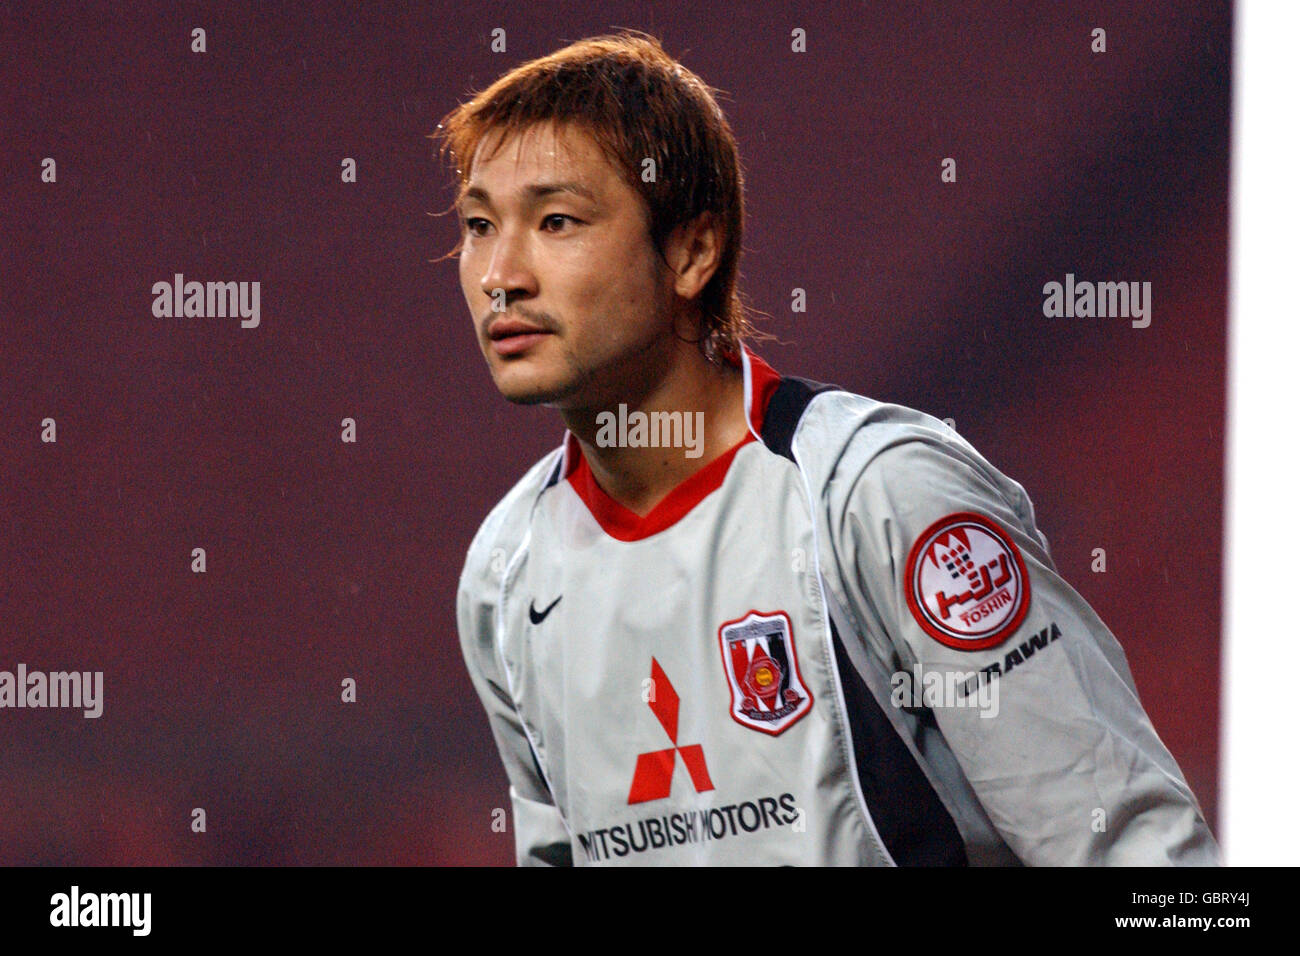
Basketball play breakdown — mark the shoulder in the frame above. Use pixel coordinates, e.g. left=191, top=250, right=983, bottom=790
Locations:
left=788, top=386, right=990, bottom=488
left=789, top=387, right=956, bottom=469
left=458, top=443, right=566, bottom=609
left=788, top=386, right=1036, bottom=543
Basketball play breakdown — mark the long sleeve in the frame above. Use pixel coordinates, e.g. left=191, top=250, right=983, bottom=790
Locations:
left=827, top=429, right=1219, bottom=865
left=457, top=542, right=573, bottom=867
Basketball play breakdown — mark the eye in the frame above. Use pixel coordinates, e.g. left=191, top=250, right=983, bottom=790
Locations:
left=463, top=217, right=491, bottom=238
left=541, top=213, right=580, bottom=233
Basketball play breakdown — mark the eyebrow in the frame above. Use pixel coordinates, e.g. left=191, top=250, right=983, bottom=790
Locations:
left=457, top=181, right=598, bottom=210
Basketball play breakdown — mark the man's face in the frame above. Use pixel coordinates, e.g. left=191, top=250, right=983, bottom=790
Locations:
left=456, top=121, right=675, bottom=408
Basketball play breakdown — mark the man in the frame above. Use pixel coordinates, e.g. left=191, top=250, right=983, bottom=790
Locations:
left=440, top=31, right=1219, bottom=865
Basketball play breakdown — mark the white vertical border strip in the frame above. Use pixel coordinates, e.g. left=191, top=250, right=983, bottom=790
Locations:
left=1223, top=0, right=1300, bottom=865
left=789, top=396, right=896, bottom=867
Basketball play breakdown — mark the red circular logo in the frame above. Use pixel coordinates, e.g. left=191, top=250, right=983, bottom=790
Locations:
left=903, top=512, right=1031, bottom=651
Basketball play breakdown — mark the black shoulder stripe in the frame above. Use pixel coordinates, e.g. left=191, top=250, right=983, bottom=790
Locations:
left=760, top=376, right=841, bottom=461
left=543, top=452, right=565, bottom=490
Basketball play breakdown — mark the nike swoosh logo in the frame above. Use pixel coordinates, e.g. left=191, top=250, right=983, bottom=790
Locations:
left=529, top=595, right=562, bottom=625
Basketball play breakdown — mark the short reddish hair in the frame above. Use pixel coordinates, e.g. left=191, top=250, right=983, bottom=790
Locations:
left=431, top=30, right=760, bottom=363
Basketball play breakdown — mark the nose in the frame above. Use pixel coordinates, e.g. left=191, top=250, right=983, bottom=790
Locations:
left=480, top=224, right=537, bottom=306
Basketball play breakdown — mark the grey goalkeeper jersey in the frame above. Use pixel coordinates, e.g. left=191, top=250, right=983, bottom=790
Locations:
left=456, top=348, right=1219, bottom=866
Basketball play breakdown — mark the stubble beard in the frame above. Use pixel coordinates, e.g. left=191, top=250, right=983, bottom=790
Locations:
left=494, top=305, right=679, bottom=412
left=493, top=341, right=593, bottom=407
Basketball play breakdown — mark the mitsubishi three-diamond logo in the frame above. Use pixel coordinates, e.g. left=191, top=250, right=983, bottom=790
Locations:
left=627, top=658, right=715, bottom=804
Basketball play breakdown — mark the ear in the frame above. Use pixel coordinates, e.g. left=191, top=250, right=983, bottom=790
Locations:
left=664, top=211, right=724, bottom=303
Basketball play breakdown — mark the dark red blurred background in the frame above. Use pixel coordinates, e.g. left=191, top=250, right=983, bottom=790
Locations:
left=0, top=1, right=1230, bottom=864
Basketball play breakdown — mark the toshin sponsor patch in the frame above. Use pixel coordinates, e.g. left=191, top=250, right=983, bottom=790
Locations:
left=904, top=512, right=1031, bottom=651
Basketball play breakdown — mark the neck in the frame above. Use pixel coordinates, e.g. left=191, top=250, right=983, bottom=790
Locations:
left=560, top=344, right=750, bottom=517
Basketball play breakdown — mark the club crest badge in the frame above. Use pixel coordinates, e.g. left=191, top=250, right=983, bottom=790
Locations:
left=904, top=511, right=1031, bottom=651
left=717, top=610, right=813, bottom=736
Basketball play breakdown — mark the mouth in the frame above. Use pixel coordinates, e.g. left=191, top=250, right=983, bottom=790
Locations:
left=487, top=317, right=554, bottom=357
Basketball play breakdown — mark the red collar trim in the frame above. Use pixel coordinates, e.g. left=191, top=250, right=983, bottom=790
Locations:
left=562, top=348, right=781, bottom=542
